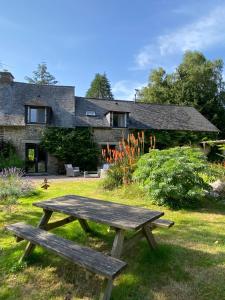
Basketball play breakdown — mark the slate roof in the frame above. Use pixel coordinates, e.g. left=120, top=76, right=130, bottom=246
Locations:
left=0, top=79, right=219, bottom=132
left=74, top=97, right=219, bottom=132
left=0, top=82, right=75, bottom=127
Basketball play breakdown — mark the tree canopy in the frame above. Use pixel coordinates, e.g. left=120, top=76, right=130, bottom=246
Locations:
left=139, top=51, right=225, bottom=135
left=25, top=62, right=58, bottom=85
left=86, top=73, right=114, bottom=99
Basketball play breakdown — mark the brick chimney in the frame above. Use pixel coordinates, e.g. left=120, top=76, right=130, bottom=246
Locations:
left=0, top=71, right=14, bottom=84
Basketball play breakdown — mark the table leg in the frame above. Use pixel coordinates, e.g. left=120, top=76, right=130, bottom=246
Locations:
left=111, top=229, right=125, bottom=258
left=142, top=224, right=157, bottom=250
left=122, top=229, right=144, bottom=254
left=99, top=279, right=113, bottom=300
left=20, top=209, right=53, bottom=262
left=78, top=218, right=92, bottom=234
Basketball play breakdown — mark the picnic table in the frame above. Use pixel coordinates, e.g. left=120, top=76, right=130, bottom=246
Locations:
left=6, top=195, right=174, bottom=299
left=24, top=195, right=163, bottom=259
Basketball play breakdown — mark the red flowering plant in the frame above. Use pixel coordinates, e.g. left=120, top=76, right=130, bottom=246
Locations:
left=102, top=131, right=156, bottom=188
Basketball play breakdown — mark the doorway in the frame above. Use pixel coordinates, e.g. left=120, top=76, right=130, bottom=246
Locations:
left=25, top=143, right=47, bottom=173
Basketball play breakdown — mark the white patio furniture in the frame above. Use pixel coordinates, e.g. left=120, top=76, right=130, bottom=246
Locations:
left=100, top=163, right=110, bottom=178
left=64, top=164, right=80, bottom=177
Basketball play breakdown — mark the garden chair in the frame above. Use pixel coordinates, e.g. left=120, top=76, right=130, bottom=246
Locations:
left=64, top=164, right=80, bottom=177
left=100, top=163, right=110, bottom=178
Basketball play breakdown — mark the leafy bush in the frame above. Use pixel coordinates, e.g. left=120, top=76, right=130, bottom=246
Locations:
left=101, top=164, right=124, bottom=190
left=0, top=168, right=35, bottom=206
left=202, top=163, right=225, bottom=183
left=133, top=147, right=216, bottom=208
left=0, top=152, right=24, bottom=170
left=41, top=128, right=100, bottom=171
left=0, top=141, right=24, bottom=170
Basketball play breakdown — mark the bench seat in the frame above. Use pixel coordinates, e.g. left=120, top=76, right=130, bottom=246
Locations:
left=5, top=222, right=127, bottom=280
left=151, top=218, right=174, bottom=228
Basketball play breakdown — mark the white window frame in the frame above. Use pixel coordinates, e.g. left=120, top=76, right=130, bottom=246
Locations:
left=86, top=111, right=96, bottom=116
left=110, top=112, right=127, bottom=128
left=26, top=106, right=48, bottom=124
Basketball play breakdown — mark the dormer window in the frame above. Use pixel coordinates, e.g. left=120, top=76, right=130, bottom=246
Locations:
left=25, top=106, right=51, bottom=124
left=109, top=112, right=127, bottom=128
left=86, top=111, right=96, bottom=116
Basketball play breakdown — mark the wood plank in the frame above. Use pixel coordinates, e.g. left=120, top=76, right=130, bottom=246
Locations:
left=44, top=216, right=77, bottom=231
left=142, top=225, right=157, bottom=249
left=16, top=216, right=76, bottom=242
left=78, top=219, right=92, bottom=234
left=5, top=222, right=127, bottom=279
left=38, top=210, right=53, bottom=229
left=111, top=229, right=125, bottom=258
left=33, top=195, right=164, bottom=230
left=151, top=219, right=174, bottom=229
left=100, top=279, right=113, bottom=300
left=20, top=210, right=53, bottom=261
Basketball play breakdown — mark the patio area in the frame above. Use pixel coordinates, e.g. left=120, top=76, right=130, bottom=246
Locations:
left=26, top=175, right=101, bottom=183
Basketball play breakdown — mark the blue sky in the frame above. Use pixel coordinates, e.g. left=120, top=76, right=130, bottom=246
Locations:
left=1, top=0, right=225, bottom=99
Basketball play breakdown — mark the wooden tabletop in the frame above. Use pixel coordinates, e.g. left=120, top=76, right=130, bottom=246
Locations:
left=33, top=195, right=164, bottom=230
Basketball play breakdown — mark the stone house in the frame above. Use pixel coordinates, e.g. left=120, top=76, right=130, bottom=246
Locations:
left=0, top=71, right=219, bottom=174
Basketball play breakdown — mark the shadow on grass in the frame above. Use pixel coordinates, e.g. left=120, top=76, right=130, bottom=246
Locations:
left=2, top=225, right=225, bottom=299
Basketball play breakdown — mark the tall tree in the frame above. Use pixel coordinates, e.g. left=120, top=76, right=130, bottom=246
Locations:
left=86, top=73, right=114, bottom=99
left=139, top=51, right=225, bottom=135
left=25, top=62, right=58, bottom=85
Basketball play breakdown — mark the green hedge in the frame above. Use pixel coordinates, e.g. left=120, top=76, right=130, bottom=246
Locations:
left=41, top=127, right=100, bottom=171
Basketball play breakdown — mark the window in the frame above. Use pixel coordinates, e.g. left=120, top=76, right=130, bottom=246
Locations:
left=86, top=111, right=96, bottom=116
left=26, top=106, right=51, bottom=124
left=110, top=112, right=126, bottom=128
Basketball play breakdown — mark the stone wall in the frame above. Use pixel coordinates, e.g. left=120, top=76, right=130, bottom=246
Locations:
left=1, top=125, right=59, bottom=174
left=1, top=126, right=130, bottom=174
left=93, top=128, right=129, bottom=145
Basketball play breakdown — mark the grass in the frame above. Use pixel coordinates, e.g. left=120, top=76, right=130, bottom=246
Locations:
left=1, top=179, right=225, bottom=299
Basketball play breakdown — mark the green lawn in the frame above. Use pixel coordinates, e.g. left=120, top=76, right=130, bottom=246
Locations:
left=1, top=179, right=225, bottom=300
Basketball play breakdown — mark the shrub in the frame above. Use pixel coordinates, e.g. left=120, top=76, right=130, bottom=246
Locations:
left=41, top=128, right=100, bottom=171
left=203, top=163, right=225, bottom=183
left=133, top=147, right=216, bottom=208
left=0, top=168, right=34, bottom=206
left=0, top=152, right=24, bottom=170
left=101, top=164, right=124, bottom=190
left=0, top=141, right=24, bottom=170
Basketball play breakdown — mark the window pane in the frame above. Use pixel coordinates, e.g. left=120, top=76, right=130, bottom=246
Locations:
left=118, top=114, right=125, bottom=127
left=37, top=108, right=46, bottom=123
left=113, top=113, right=125, bottom=127
left=113, top=114, right=119, bottom=127
left=30, top=108, right=37, bottom=122
left=28, top=148, right=35, bottom=161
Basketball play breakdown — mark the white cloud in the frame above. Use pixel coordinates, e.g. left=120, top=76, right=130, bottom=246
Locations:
left=112, top=80, right=146, bottom=100
left=135, top=5, right=225, bottom=69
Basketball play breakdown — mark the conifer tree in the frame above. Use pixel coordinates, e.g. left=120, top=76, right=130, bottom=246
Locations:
left=86, top=73, right=114, bottom=99
left=25, top=62, right=58, bottom=85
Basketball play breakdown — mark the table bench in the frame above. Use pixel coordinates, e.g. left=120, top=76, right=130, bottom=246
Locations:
left=6, top=222, right=127, bottom=300
left=151, top=219, right=174, bottom=229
